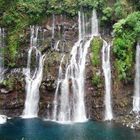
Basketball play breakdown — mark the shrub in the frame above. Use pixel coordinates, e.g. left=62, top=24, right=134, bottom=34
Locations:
left=113, top=11, right=140, bottom=81
left=91, top=37, right=103, bottom=66
left=91, top=37, right=103, bottom=86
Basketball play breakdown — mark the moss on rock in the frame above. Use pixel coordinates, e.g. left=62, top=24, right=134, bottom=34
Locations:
left=90, top=37, right=103, bottom=86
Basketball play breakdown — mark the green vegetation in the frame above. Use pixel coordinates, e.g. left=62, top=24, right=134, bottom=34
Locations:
left=0, top=0, right=46, bottom=65
left=129, top=0, right=140, bottom=10
left=113, top=11, right=140, bottom=81
left=114, top=0, right=132, bottom=20
left=0, top=0, right=139, bottom=82
left=101, top=0, right=133, bottom=28
left=0, top=0, right=107, bottom=66
left=91, top=37, right=103, bottom=86
left=91, top=37, right=103, bottom=66
left=92, top=74, right=102, bottom=87
left=100, top=0, right=140, bottom=81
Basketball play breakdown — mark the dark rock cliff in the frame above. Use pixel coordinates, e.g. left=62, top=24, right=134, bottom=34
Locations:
left=0, top=15, right=136, bottom=129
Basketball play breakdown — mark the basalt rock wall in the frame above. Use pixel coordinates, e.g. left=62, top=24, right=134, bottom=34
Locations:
left=0, top=15, right=134, bottom=124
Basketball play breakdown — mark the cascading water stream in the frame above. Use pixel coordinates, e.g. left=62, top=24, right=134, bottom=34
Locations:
left=0, top=28, right=5, bottom=83
left=51, top=10, right=98, bottom=123
left=52, top=55, right=65, bottom=120
left=52, top=14, right=55, bottom=39
left=102, top=40, right=113, bottom=121
left=92, top=10, right=99, bottom=36
left=58, top=11, right=87, bottom=122
left=51, top=14, right=60, bottom=51
left=0, top=27, right=7, bottom=124
left=133, top=43, right=140, bottom=114
left=22, top=26, right=45, bottom=118
left=55, top=40, right=60, bottom=51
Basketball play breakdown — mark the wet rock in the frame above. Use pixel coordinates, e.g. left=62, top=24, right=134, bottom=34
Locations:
left=0, top=88, right=11, bottom=94
left=0, top=15, right=135, bottom=127
left=42, top=77, right=56, bottom=92
left=115, top=112, right=140, bottom=130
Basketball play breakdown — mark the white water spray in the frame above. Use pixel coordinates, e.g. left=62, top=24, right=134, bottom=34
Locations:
left=0, top=28, right=5, bottom=83
left=52, top=55, right=65, bottom=120
left=92, top=10, right=99, bottom=36
left=133, top=43, right=140, bottom=114
left=52, top=14, right=55, bottom=39
left=0, top=28, right=7, bottom=124
left=51, top=10, right=98, bottom=123
left=102, top=40, right=113, bottom=121
left=55, top=40, right=60, bottom=51
left=22, top=26, right=45, bottom=118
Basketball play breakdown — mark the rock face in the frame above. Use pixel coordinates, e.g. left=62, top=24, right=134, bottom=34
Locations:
left=0, top=15, right=78, bottom=118
left=0, top=70, right=25, bottom=117
left=0, top=15, right=136, bottom=129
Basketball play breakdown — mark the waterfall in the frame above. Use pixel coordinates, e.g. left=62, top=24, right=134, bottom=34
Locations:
left=102, top=40, right=113, bottom=121
left=92, top=10, right=99, bottom=36
left=51, top=10, right=98, bottom=123
left=133, top=43, right=140, bottom=114
left=0, top=28, right=7, bottom=124
left=52, top=14, right=55, bottom=39
left=0, top=28, right=5, bottom=83
left=22, top=26, right=45, bottom=118
left=52, top=55, right=65, bottom=120
left=55, top=40, right=60, bottom=51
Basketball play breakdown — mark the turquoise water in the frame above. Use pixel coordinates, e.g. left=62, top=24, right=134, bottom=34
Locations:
left=0, top=118, right=140, bottom=140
